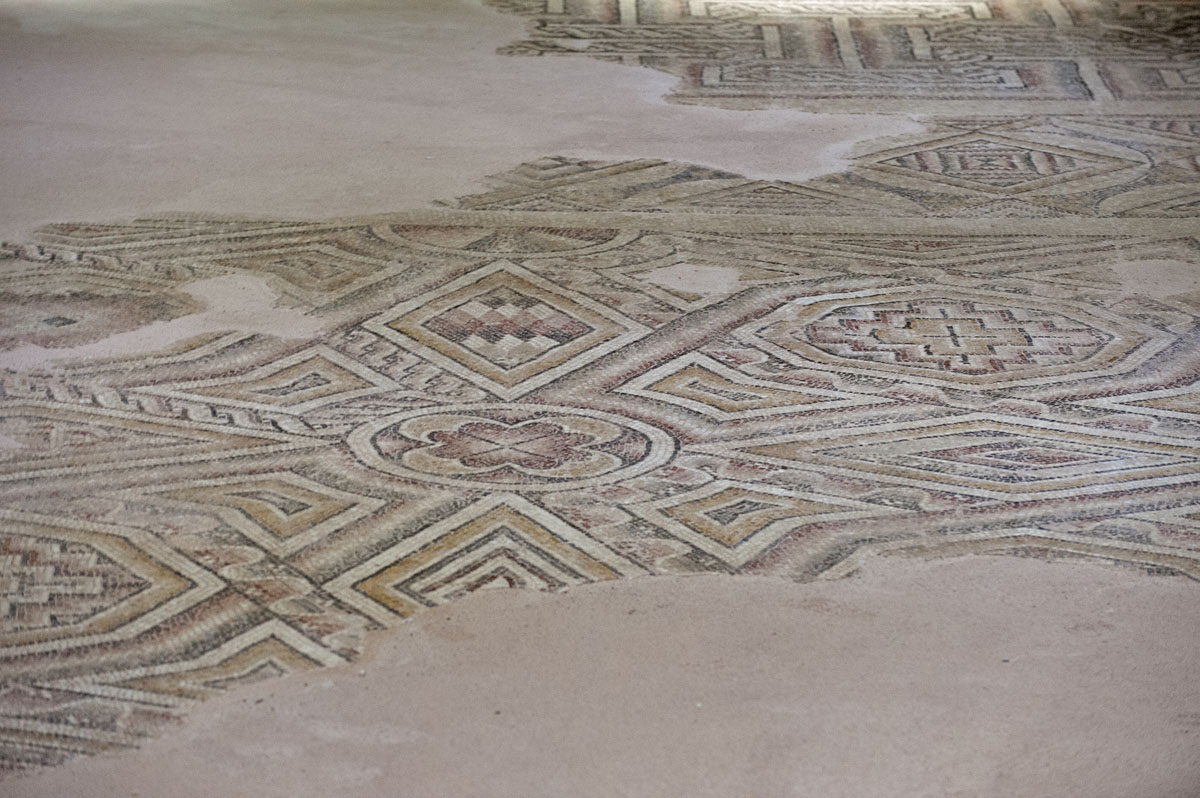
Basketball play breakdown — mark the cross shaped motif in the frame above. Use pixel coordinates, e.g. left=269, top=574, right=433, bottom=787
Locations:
left=874, top=317, right=1030, bottom=359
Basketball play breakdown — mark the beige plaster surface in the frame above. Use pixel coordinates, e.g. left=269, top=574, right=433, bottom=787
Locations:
left=10, top=557, right=1200, bottom=798
left=640, top=263, right=747, bottom=297
left=0, top=0, right=922, bottom=242
left=1108, top=258, right=1200, bottom=302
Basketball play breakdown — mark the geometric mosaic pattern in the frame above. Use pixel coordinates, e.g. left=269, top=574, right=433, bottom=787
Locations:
left=720, top=417, right=1200, bottom=500
left=616, top=353, right=886, bottom=420
left=744, top=289, right=1166, bottom=389
left=446, top=116, right=1200, bottom=220
left=2, top=532, right=151, bottom=639
left=871, top=137, right=1115, bottom=190
left=3, top=2, right=1200, bottom=774
left=488, top=0, right=1200, bottom=112
left=3, top=192, right=1200, bottom=777
left=3, top=192, right=1198, bottom=774
left=799, top=297, right=1112, bottom=375
left=364, top=261, right=649, bottom=399
left=347, top=403, right=676, bottom=490
left=2, top=185, right=1200, bottom=773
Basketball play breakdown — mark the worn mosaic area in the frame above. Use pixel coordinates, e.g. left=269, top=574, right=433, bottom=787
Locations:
left=2, top=163, right=1199, bottom=769
left=447, top=115, right=1200, bottom=218
left=487, top=0, right=1200, bottom=111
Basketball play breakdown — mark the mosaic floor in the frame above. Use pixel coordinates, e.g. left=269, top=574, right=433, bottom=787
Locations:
left=2, top=0, right=1199, bottom=781
left=490, top=0, right=1200, bottom=112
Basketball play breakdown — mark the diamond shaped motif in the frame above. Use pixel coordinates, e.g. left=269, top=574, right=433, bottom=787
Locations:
left=616, top=353, right=886, bottom=420
left=134, top=346, right=399, bottom=414
left=324, top=494, right=640, bottom=620
left=0, top=404, right=315, bottom=482
left=629, top=480, right=893, bottom=567
left=364, top=262, right=649, bottom=399
left=823, top=530, right=1200, bottom=582
left=380, top=225, right=630, bottom=256
left=422, top=285, right=595, bottom=369
left=939, top=443, right=1108, bottom=469
left=1118, top=505, right=1200, bottom=547
left=1, top=535, right=149, bottom=636
left=861, top=133, right=1142, bottom=194
left=878, top=139, right=1101, bottom=188
left=720, top=417, right=1200, bottom=500
left=117, top=634, right=335, bottom=700
left=1078, top=385, right=1200, bottom=421
left=0, top=510, right=216, bottom=650
left=141, top=472, right=386, bottom=556
left=190, top=237, right=404, bottom=305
